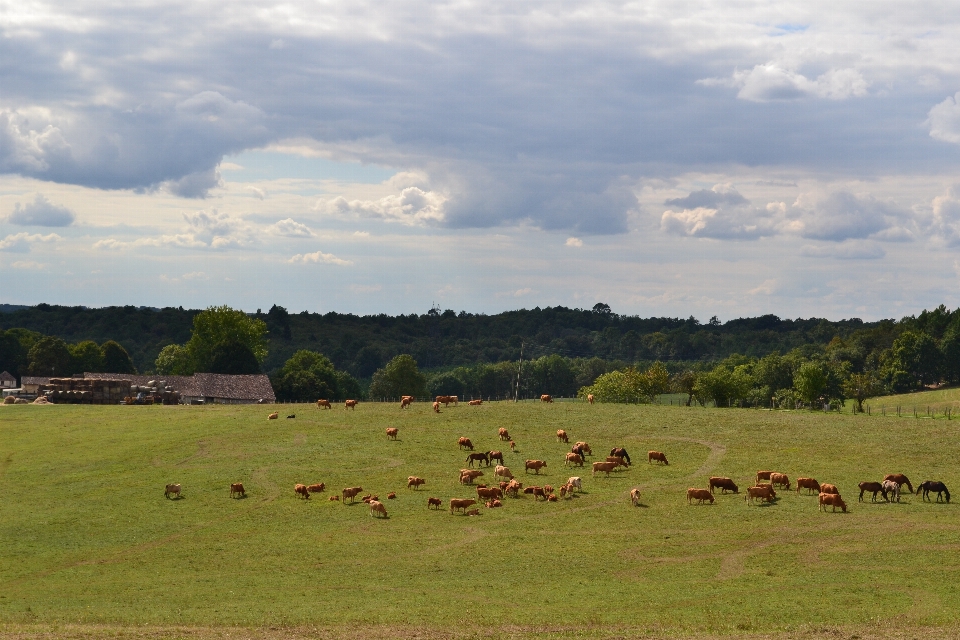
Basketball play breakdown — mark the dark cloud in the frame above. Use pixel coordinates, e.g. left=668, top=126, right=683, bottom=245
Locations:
left=7, top=193, right=75, bottom=226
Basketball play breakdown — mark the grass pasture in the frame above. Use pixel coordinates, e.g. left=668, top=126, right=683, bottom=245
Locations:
left=1, top=400, right=960, bottom=638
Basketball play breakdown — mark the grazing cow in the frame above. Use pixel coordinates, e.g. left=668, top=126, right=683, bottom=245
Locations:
left=559, top=484, right=569, bottom=499
left=917, top=480, right=951, bottom=502
left=884, top=474, right=914, bottom=493
left=387, top=492, right=397, bottom=499
left=687, top=488, right=715, bottom=504
left=407, top=476, right=426, bottom=490
left=345, top=400, right=358, bottom=410
left=164, top=483, right=181, bottom=499
left=820, top=483, right=840, bottom=495
left=819, top=493, right=848, bottom=512
left=882, top=480, right=900, bottom=503
left=400, top=397, right=412, bottom=409
left=295, top=484, right=310, bottom=499
left=610, top=448, right=631, bottom=465
left=592, top=461, right=618, bottom=477
left=450, top=498, right=477, bottom=514
left=605, top=456, right=629, bottom=469
left=386, top=427, right=399, bottom=440
left=547, top=494, right=558, bottom=502
left=433, top=401, right=442, bottom=413
left=498, top=428, right=510, bottom=441
left=286, top=414, right=296, bottom=419
left=543, top=484, right=554, bottom=494
left=230, top=483, right=245, bottom=498
left=568, top=477, right=582, bottom=492
left=504, top=479, right=522, bottom=497
left=574, top=442, right=592, bottom=456
left=709, top=477, right=738, bottom=494
left=488, top=451, right=504, bottom=466
left=587, top=394, right=594, bottom=405
left=858, top=482, right=887, bottom=502
left=460, top=469, right=484, bottom=484
left=541, top=394, right=553, bottom=403
left=630, top=487, right=641, bottom=506
left=458, top=437, right=474, bottom=450
left=648, top=451, right=668, bottom=465
left=495, top=465, right=514, bottom=481
left=532, top=487, right=547, bottom=501
left=342, top=486, right=363, bottom=503
left=369, top=500, right=387, bottom=518
left=746, top=485, right=776, bottom=503
left=477, top=486, right=503, bottom=501
left=557, top=430, right=569, bottom=443
left=316, top=399, right=331, bottom=409
left=427, top=497, right=442, bottom=509
left=796, top=478, right=821, bottom=495
left=401, top=395, right=414, bottom=403
left=466, top=452, right=489, bottom=467
left=565, top=452, right=584, bottom=467
left=525, top=459, right=547, bottom=474
left=469, top=399, right=482, bottom=406
left=756, top=470, right=774, bottom=484
left=329, top=495, right=339, bottom=501
left=770, top=473, right=791, bottom=491
left=268, top=412, right=279, bottom=420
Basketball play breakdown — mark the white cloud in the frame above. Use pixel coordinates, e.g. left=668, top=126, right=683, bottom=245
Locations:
left=701, top=64, right=869, bottom=103
left=349, top=283, right=382, bottom=293
left=660, top=184, right=779, bottom=239
left=267, top=218, right=314, bottom=237
left=288, top=250, right=352, bottom=265
left=800, top=241, right=886, bottom=260
left=10, top=260, right=47, bottom=270
left=788, top=191, right=906, bottom=242
left=245, top=186, right=265, bottom=200
left=748, top=279, right=778, bottom=295
left=929, top=92, right=960, bottom=144
left=316, top=186, right=446, bottom=226
left=565, top=237, right=583, bottom=247
left=0, top=232, right=61, bottom=253
left=7, top=193, right=75, bottom=226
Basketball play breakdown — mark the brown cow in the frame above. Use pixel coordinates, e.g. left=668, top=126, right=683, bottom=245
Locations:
left=687, top=488, right=715, bottom=504
left=458, top=437, right=474, bottom=450
left=525, top=459, right=547, bottom=474
left=164, top=483, right=181, bottom=499
left=540, top=394, right=553, bottom=403
left=433, top=401, right=441, bottom=413
left=630, top=487, right=641, bottom=506
left=342, top=486, right=363, bottom=503
left=307, top=483, right=326, bottom=493
left=858, top=481, right=887, bottom=502
left=316, top=399, right=331, bottom=409
left=796, top=478, right=820, bottom=494
left=477, top=486, right=503, bottom=500
left=648, top=451, right=668, bottom=465
left=450, top=498, right=477, bottom=514
left=460, top=469, right=484, bottom=484
left=387, top=492, right=396, bottom=499
left=883, top=474, right=914, bottom=493
left=495, top=465, right=514, bottom=481
left=819, top=492, right=847, bottom=512
left=386, top=428, right=399, bottom=440
left=756, top=470, right=774, bottom=483
left=436, top=395, right=458, bottom=406
left=820, top=483, right=840, bottom=495
left=531, top=487, right=547, bottom=501
left=557, top=429, right=569, bottom=443
left=509, top=440, right=516, bottom=451
left=295, top=484, right=310, bottom=499
left=709, top=477, right=738, bottom=494
left=268, top=412, right=279, bottom=420
left=369, top=500, right=387, bottom=518
left=605, top=456, right=629, bottom=468
left=400, top=397, right=412, bottom=409
left=344, top=400, right=358, bottom=409
left=592, top=461, right=618, bottom=477
left=587, top=393, right=594, bottom=404
left=547, top=494, right=558, bottom=502
left=498, top=428, right=511, bottom=441
left=329, top=495, right=340, bottom=501
left=466, top=452, right=489, bottom=467
left=468, top=399, right=482, bottom=406
left=573, top=442, right=592, bottom=456
left=488, top=450, right=504, bottom=466
left=407, top=476, right=426, bottom=490
left=504, top=479, right=522, bottom=497
left=565, top=452, right=584, bottom=467
left=427, top=497, right=442, bottom=509
left=770, top=473, right=791, bottom=490
left=746, top=485, right=776, bottom=503
left=230, top=482, right=245, bottom=498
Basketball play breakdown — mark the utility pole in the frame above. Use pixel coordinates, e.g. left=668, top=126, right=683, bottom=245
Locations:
left=514, top=341, right=524, bottom=403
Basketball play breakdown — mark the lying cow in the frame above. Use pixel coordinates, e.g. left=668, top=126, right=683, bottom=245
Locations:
left=268, top=412, right=278, bottom=420
left=307, top=483, right=325, bottom=493
left=687, top=488, right=714, bottom=504
left=468, top=399, right=482, bottom=406
left=709, top=477, right=738, bottom=494
left=477, top=486, right=503, bottom=501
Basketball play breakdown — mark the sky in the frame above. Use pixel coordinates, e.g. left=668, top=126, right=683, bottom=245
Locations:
left=3, top=2, right=960, bottom=321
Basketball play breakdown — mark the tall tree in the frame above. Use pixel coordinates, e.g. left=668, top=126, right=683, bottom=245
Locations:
left=70, top=340, right=105, bottom=373
left=368, top=354, right=427, bottom=399
left=186, top=306, right=268, bottom=372
left=208, top=340, right=261, bottom=375
left=27, top=336, right=73, bottom=376
left=102, top=341, right=137, bottom=374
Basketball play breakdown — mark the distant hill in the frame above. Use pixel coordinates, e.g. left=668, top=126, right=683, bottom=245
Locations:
left=0, top=304, right=30, bottom=313
left=0, top=303, right=894, bottom=376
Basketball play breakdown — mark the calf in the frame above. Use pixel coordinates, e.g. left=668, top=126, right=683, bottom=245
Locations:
left=858, top=481, right=887, bottom=502
left=709, top=477, right=738, bottom=494
left=427, top=497, right=442, bottom=509
left=316, top=399, right=331, bottom=409
left=230, top=482, right=245, bottom=498
left=329, top=495, right=340, bottom=501
left=592, top=461, right=618, bottom=477
left=687, top=488, right=714, bottom=504
left=164, top=483, right=181, bottom=499
left=450, top=498, right=477, bottom=514
left=342, top=486, right=363, bottom=503
left=307, top=483, right=326, bottom=493
left=746, top=485, right=775, bottom=503
left=407, top=476, right=426, bottom=490
left=385, top=427, right=399, bottom=439
left=465, top=509, right=481, bottom=516
left=458, top=437, right=474, bottom=450
left=648, top=451, right=668, bottom=465
left=525, top=459, right=547, bottom=474
left=557, top=429, right=569, bottom=443
left=882, top=480, right=900, bottom=503
left=433, top=401, right=441, bottom=413
left=294, top=484, right=310, bottom=499
left=796, top=477, right=820, bottom=495
left=770, top=473, right=791, bottom=491
left=531, top=487, right=547, bottom=501
left=630, top=487, right=641, bottom=506
left=387, top=492, right=397, bottom=499
left=504, top=479, right=522, bottom=497
left=344, top=400, right=358, bottom=409
left=819, top=493, right=847, bottom=512
left=547, top=494, right=558, bottom=502
left=459, top=469, right=484, bottom=484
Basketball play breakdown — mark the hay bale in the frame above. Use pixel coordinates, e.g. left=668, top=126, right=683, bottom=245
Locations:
left=3, top=396, right=15, bottom=404
left=14, top=398, right=29, bottom=404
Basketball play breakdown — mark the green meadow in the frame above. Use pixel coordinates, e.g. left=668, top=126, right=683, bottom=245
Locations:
left=1, top=400, right=959, bottom=639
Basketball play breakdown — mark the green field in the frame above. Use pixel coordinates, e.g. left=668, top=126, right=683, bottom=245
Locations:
left=1, top=400, right=959, bottom=639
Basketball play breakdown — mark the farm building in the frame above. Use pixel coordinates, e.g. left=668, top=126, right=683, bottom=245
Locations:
left=20, top=376, right=50, bottom=395
left=0, top=371, right=16, bottom=388
left=179, top=373, right=275, bottom=405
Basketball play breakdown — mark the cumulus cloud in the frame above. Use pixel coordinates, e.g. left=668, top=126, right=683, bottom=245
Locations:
left=929, top=186, right=960, bottom=245
left=316, top=187, right=446, bottom=226
left=93, top=209, right=254, bottom=250
left=7, top=193, right=75, bottom=226
left=929, top=92, right=960, bottom=144
left=660, top=184, right=779, bottom=239
left=267, top=218, right=314, bottom=237
left=565, top=237, right=583, bottom=247
left=701, top=64, right=869, bottom=102
left=288, top=250, right=352, bottom=265
left=0, top=232, right=61, bottom=252
left=787, top=191, right=906, bottom=242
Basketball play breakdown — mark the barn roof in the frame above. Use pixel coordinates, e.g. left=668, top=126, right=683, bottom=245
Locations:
left=20, top=376, right=51, bottom=386
left=0, top=371, right=15, bottom=383
left=181, top=373, right=276, bottom=402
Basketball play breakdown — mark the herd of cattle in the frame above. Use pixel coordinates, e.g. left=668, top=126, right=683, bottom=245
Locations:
left=163, top=398, right=953, bottom=520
